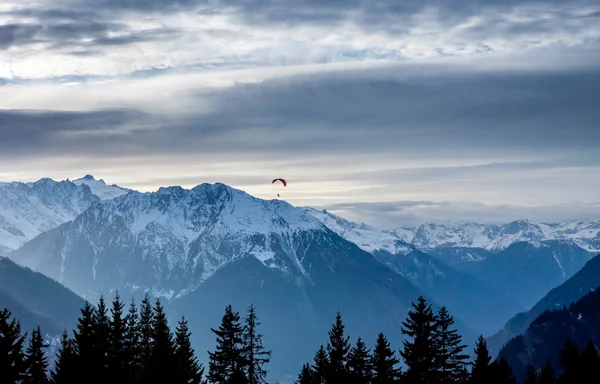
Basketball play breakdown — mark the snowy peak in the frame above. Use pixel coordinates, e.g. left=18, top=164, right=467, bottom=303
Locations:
left=303, top=207, right=414, bottom=255
left=0, top=179, right=99, bottom=253
left=72, top=174, right=132, bottom=200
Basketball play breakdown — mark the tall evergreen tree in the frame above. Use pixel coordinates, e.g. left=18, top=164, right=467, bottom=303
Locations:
left=469, top=335, right=492, bottom=384
left=347, top=337, right=372, bottom=384
left=92, top=294, right=111, bottom=380
left=72, top=300, right=96, bottom=382
left=325, top=311, right=351, bottom=384
left=137, top=293, right=154, bottom=383
left=24, top=326, right=50, bottom=384
left=311, top=345, right=329, bottom=384
left=241, top=304, right=271, bottom=384
left=557, top=337, right=582, bottom=384
left=124, top=298, right=141, bottom=382
left=538, top=361, right=555, bottom=384
left=50, top=330, right=77, bottom=384
left=489, top=357, right=516, bottom=384
left=400, top=296, right=438, bottom=384
left=371, top=332, right=401, bottom=384
left=207, top=305, right=246, bottom=384
left=108, top=291, right=129, bottom=381
left=143, top=298, right=177, bottom=384
left=581, top=339, right=599, bottom=380
left=296, top=363, right=315, bottom=384
left=433, top=306, right=469, bottom=383
left=523, top=365, right=539, bottom=384
left=174, top=316, right=206, bottom=384
left=0, top=308, right=28, bottom=383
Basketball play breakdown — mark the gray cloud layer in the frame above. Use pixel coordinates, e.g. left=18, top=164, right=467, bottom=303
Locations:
left=1, top=0, right=599, bottom=226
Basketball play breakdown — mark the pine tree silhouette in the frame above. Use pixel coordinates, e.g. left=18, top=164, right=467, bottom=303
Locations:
left=108, top=291, right=128, bottom=381
left=124, top=298, right=141, bottom=382
left=50, top=330, right=77, bottom=384
left=538, top=361, right=555, bottom=384
left=523, top=365, right=539, bottom=384
left=174, top=316, right=206, bottom=384
left=143, top=298, right=177, bottom=384
left=489, top=357, right=517, bottom=384
left=137, top=293, right=154, bottom=383
left=325, top=311, right=351, bottom=384
left=557, top=337, right=581, bottom=384
left=93, top=295, right=111, bottom=381
left=296, top=363, right=315, bottom=384
left=207, top=305, right=246, bottom=384
left=433, top=306, right=469, bottom=383
left=470, top=335, right=492, bottom=384
left=581, top=339, right=599, bottom=380
left=347, top=337, right=372, bottom=384
left=371, top=332, right=401, bottom=384
left=311, top=345, right=328, bottom=384
left=0, top=309, right=28, bottom=383
left=24, top=326, right=50, bottom=384
left=400, top=296, right=438, bottom=384
left=242, top=304, right=271, bottom=384
left=72, top=300, right=96, bottom=381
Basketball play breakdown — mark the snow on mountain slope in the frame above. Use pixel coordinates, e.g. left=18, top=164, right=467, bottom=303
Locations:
left=395, top=219, right=599, bottom=253
left=9, top=183, right=331, bottom=298
left=71, top=174, right=132, bottom=200
left=302, top=207, right=414, bottom=255
left=0, top=178, right=100, bottom=253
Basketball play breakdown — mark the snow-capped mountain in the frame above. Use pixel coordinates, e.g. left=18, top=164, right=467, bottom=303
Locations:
left=0, top=178, right=100, bottom=254
left=8, top=182, right=476, bottom=380
left=303, top=208, right=525, bottom=335
left=71, top=174, right=131, bottom=200
left=392, top=219, right=600, bottom=254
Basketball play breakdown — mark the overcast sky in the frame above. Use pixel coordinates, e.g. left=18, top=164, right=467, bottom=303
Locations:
left=1, top=0, right=599, bottom=228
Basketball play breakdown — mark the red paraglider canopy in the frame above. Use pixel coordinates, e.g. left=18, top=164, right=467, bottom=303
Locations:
left=272, top=178, right=287, bottom=187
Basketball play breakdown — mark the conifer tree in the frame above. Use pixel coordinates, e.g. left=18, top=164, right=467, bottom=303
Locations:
left=242, top=304, right=271, bottom=384
left=207, top=305, right=246, bottom=384
left=558, top=337, right=581, bottom=384
left=72, top=300, right=96, bottom=381
left=325, top=311, right=351, bottom=383
left=174, top=316, right=206, bottom=384
left=93, top=294, right=111, bottom=380
left=24, top=326, right=50, bottom=384
left=347, top=337, right=372, bottom=384
left=523, top=365, right=539, bottom=384
left=108, top=291, right=128, bottom=381
left=371, top=332, right=401, bottom=384
left=137, top=293, right=154, bottom=382
left=538, top=361, right=555, bottom=384
left=0, top=308, right=28, bottom=383
left=296, top=363, right=315, bottom=384
left=400, top=296, right=438, bottom=384
left=311, top=345, right=329, bottom=384
left=469, top=335, right=492, bottom=384
left=489, top=357, right=516, bottom=384
left=50, top=330, right=77, bottom=384
left=433, top=306, right=469, bottom=383
left=581, top=339, right=599, bottom=379
left=143, top=298, right=177, bottom=384
left=124, top=298, right=141, bottom=382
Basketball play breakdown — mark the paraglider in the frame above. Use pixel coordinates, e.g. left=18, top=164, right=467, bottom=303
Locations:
left=272, top=178, right=286, bottom=197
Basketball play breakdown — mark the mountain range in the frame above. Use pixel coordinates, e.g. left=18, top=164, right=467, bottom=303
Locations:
left=6, top=181, right=475, bottom=380
left=1, top=174, right=599, bottom=381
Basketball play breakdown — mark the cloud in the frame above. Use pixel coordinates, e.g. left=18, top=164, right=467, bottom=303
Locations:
left=0, top=0, right=598, bottom=79
left=321, top=200, right=600, bottom=228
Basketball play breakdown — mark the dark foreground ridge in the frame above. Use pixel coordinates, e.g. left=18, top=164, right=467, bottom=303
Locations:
left=1, top=292, right=599, bottom=384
